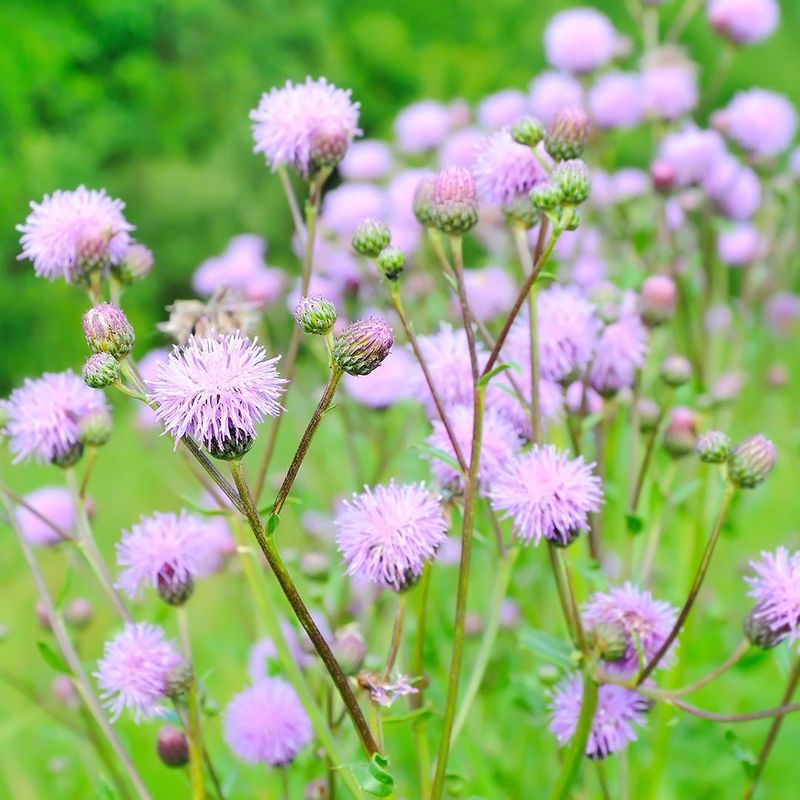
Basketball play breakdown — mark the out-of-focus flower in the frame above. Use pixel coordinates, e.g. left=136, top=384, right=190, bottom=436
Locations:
left=15, top=487, right=75, bottom=547
left=728, top=435, right=776, bottom=488
left=322, top=183, right=386, bottom=238
left=745, top=548, right=800, bottom=650
left=543, top=8, right=618, bottom=74
left=394, top=100, right=454, bottom=154
left=477, top=90, right=529, bottom=130
left=765, top=292, right=800, bottom=337
left=702, top=154, right=762, bottom=220
left=457, top=266, right=516, bottom=322
left=474, top=130, right=548, bottom=206
left=589, top=316, right=648, bottom=396
left=714, top=89, right=797, bottom=158
left=335, top=481, right=447, bottom=590
left=708, top=0, right=779, bottom=45
left=439, top=128, right=484, bottom=168
left=658, top=127, right=727, bottom=187
left=248, top=621, right=314, bottom=681
left=339, top=139, right=394, bottom=181
left=643, top=60, right=698, bottom=121
left=343, top=347, right=415, bottom=409
left=718, top=223, right=765, bottom=266
left=224, top=679, right=312, bottom=765
left=588, top=72, right=644, bottom=129
left=529, top=72, right=585, bottom=127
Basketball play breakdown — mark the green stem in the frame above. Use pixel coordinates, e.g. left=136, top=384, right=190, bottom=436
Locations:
left=383, top=594, right=407, bottom=680
left=547, top=543, right=580, bottom=647
left=411, top=567, right=433, bottom=797
left=177, top=607, right=205, bottom=800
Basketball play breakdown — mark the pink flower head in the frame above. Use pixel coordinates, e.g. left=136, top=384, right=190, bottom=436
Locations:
left=339, top=139, right=394, bottom=181
left=150, top=333, right=286, bottom=454
left=715, top=89, right=797, bottom=158
left=544, top=8, right=618, bottom=74
left=487, top=373, right=564, bottom=442
left=439, top=128, right=485, bottom=168
left=321, top=183, right=386, bottom=238
left=394, top=100, right=453, bottom=154
left=473, top=129, right=548, bottom=206
left=224, top=678, right=312, bottom=766
left=427, top=404, right=523, bottom=491
left=250, top=77, right=360, bottom=176
left=529, top=72, right=585, bottom=127
left=17, top=186, right=134, bottom=282
left=549, top=674, right=648, bottom=758
left=2, top=371, right=109, bottom=465
left=490, top=445, right=603, bottom=545
left=658, top=126, right=727, bottom=187
left=765, top=292, right=800, bottom=337
left=94, top=623, right=183, bottom=722
left=477, top=90, right=529, bottom=130
left=583, top=583, right=678, bottom=675
left=457, top=265, right=516, bottom=322
left=643, top=62, right=698, bottom=121
left=16, top=486, right=76, bottom=547
left=708, top=0, right=779, bottom=45
left=247, top=621, right=314, bottom=682
left=702, top=153, right=762, bottom=220
left=746, top=548, right=800, bottom=650
left=589, top=316, right=649, bottom=395
left=718, top=223, right=765, bottom=266
left=343, top=347, right=416, bottom=409
left=588, top=72, right=644, bottom=130
left=335, top=481, right=447, bottom=590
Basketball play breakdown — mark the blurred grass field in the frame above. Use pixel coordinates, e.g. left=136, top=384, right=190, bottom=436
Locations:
left=2, top=1, right=800, bottom=798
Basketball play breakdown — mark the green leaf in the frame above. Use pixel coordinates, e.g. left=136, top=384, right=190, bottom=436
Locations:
left=413, top=443, right=461, bottom=472
left=267, top=513, right=281, bottom=535
left=342, top=754, right=395, bottom=797
left=477, top=362, right=514, bottom=388
left=54, top=567, right=73, bottom=609
left=518, top=629, right=575, bottom=670
left=625, top=513, right=645, bottom=535
left=724, top=729, right=757, bottom=778
left=37, top=641, right=72, bottom=676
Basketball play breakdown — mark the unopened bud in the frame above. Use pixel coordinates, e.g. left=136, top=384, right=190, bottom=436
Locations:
left=64, top=597, right=93, bottom=630
left=75, top=230, right=113, bottom=284
left=431, top=167, right=479, bottom=235
left=552, top=160, right=591, bottom=205
left=765, top=364, right=789, bottom=389
left=637, top=398, right=662, bottom=433
left=157, top=725, right=190, bottom=768
left=52, top=676, right=79, bottom=709
left=530, top=181, right=564, bottom=211
left=660, top=355, right=692, bottom=388
left=695, top=430, right=732, bottom=464
left=36, top=600, right=52, bottom=631
left=51, top=441, right=84, bottom=469
left=295, top=296, right=337, bottom=335
left=511, top=116, right=545, bottom=147
left=79, top=409, right=113, bottom=447
left=157, top=565, right=194, bottom=606
left=82, top=353, right=120, bottom=388
left=164, top=662, right=193, bottom=701
left=333, top=317, right=394, bottom=376
left=640, top=275, right=677, bottom=327
left=309, top=119, right=349, bottom=173
left=376, top=247, right=406, bottom=281
left=727, top=435, right=776, bottom=489
left=464, top=613, right=485, bottom=637
left=588, top=621, right=627, bottom=661
left=83, top=303, right=135, bottom=358
left=112, top=243, right=154, bottom=285
left=333, top=624, right=367, bottom=674
left=544, top=108, right=590, bottom=161
left=413, top=176, right=436, bottom=227
left=352, top=219, right=391, bottom=258
left=538, top=664, right=560, bottom=687
left=503, top=195, right=539, bottom=229
left=650, top=159, right=676, bottom=193
left=564, top=210, right=581, bottom=231
left=663, top=406, right=698, bottom=458
left=207, top=427, right=254, bottom=461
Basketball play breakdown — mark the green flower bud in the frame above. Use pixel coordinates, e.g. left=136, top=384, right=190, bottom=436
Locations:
left=295, top=295, right=337, bottom=335
left=727, top=435, right=776, bottom=489
left=78, top=409, right=113, bottom=448
left=552, top=159, right=591, bottom=206
left=82, top=303, right=135, bottom=358
left=112, top=243, right=153, bottom=285
left=659, top=355, right=692, bottom=388
left=413, top=176, right=436, bottom=227
left=695, top=431, right=732, bottom=464
left=502, top=196, right=539, bottom=229
left=544, top=107, right=590, bottom=161
left=529, top=181, right=564, bottom=211
left=333, top=317, right=394, bottom=376
left=352, top=218, right=391, bottom=258
left=376, top=247, right=406, bottom=281
left=588, top=621, right=627, bottom=662
left=511, top=116, right=545, bottom=147
left=431, top=167, right=479, bottom=235
left=82, top=353, right=120, bottom=388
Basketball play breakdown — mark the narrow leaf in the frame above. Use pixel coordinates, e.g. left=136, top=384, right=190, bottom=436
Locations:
left=37, top=641, right=72, bottom=676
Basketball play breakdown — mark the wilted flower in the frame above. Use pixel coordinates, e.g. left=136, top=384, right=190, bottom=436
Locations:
left=159, top=292, right=261, bottom=344
left=358, top=672, right=418, bottom=708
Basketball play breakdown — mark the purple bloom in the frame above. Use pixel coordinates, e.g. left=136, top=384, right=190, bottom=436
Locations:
left=427, top=404, right=523, bottom=491
left=765, top=292, right=800, bottom=337
left=94, top=623, right=183, bottom=722
left=746, top=548, right=800, bottom=650
left=566, top=381, right=604, bottom=416
left=529, top=72, right=585, bottom=127
left=642, top=62, right=698, bottom=121
left=708, top=0, right=779, bottom=45
left=360, top=673, right=418, bottom=708
left=457, top=266, right=517, bottom=322
left=250, top=77, right=360, bottom=176
left=473, top=129, right=548, bottom=206
left=588, top=72, right=644, bottom=129
left=247, top=621, right=314, bottom=681
left=589, top=316, right=649, bottom=395
left=151, top=333, right=286, bottom=453
left=17, top=186, right=134, bottom=282
left=343, top=347, right=416, bottom=409
left=16, top=487, right=76, bottom=547
left=487, top=373, right=564, bottom=442
left=544, top=8, right=618, bottom=74
left=335, top=481, right=447, bottom=590
left=715, top=89, right=797, bottom=158
left=339, top=139, right=394, bottom=181
left=583, top=583, right=678, bottom=675
left=657, top=127, right=727, bottom=187
left=490, top=445, right=603, bottom=545
left=477, top=90, right=529, bottom=130
left=439, top=128, right=484, bottom=168
left=549, top=674, right=648, bottom=758
left=702, top=153, right=762, bottom=220
left=224, top=678, right=312, bottom=766
left=2, top=371, right=109, bottom=465
left=394, top=100, right=453, bottom=154
left=321, top=183, right=386, bottom=238
left=718, top=223, right=765, bottom=266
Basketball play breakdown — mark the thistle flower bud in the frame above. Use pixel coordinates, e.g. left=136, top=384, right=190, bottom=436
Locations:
left=637, top=398, right=662, bottom=433
left=112, top=242, right=154, bottom=285
left=75, top=230, right=113, bottom=284
left=650, top=159, right=676, bottom=193
left=305, top=781, right=328, bottom=800
left=544, top=107, right=591, bottom=161
left=587, top=621, right=627, bottom=661
left=157, top=565, right=194, bottom=606
left=640, top=275, right=677, bottom=327
left=295, top=296, right=337, bottom=335
left=52, top=441, right=84, bottom=469
left=660, top=355, right=692, bottom=387
left=696, top=431, right=732, bottom=464
left=352, top=218, right=391, bottom=257
left=333, top=623, right=367, bottom=674
left=157, top=726, right=190, bottom=768
left=502, top=196, right=539, bottom=229
left=52, top=676, right=79, bottom=709
left=431, top=167, right=479, bottom=235
left=333, top=317, right=394, bottom=376
left=83, top=303, right=135, bottom=358
left=309, top=118, right=350, bottom=173
left=744, top=607, right=784, bottom=650
left=538, top=664, right=560, bottom=687
left=164, top=662, right=193, bottom=701
left=82, top=353, right=120, bottom=388
left=376, top=247, right=406, bottom=281
left=79, top=408, right=113, bottom=447
left=207, top=427, right=255, bottom=462
left=765, top=364, right=789, bottom=389
left=64, top=597, right=94, bottom=630
left=511, top=115, right=545, bottom=147
left=530, top=181, right=564, bottom=211
left=36, top=600, right=52, bottom=631
left=564, top=210, right=581, bottom=231
left=552, top=160, right=591, bottom=205
left=413, top=176, right=436, bottom=227
left=663, top=406, right=698, bottom=458
left=727, top=435, right=776, bottom=488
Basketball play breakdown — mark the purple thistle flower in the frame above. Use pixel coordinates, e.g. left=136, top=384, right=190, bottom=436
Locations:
left=473, top=129, right=548, bottom=206
left=343, top=347, right=416, bottom=410
left=150, top=333, right=286, bottom=456
left=477, top=90, right=529, bottom=130
left=588, top=72, right=644, bottom=130
left=765, top=292, right=800, bottom=337
left=224, top=678, right=312, bottom=766
left=2, top=371, right=109, bottom=465
left=490, top=445, right=603, bottom=546
left=642, top=62, right=698, bottom=121
left=589, top=316, right=649, bottom=396
left=529, top=72, right=585, bottom=127
left=335, top=481, right=447, bottom=590
left=702, top=153, right=762, bottom=221
left=321, top=183, right=386, bottom=238
left=394, top=100, right=453, bottom=154
left=544, top=8, right=618, bottom=74
left=708, top=0, right=779, bottom=45
left=486, top=373, right=564, bottom=442
left=17, top=186, right=134, bottom=282
left=439, top=128, right=484, bottom=168
left=16, top=486, right=76, bottom=547
left=714, top=89, right=797, bottom=158
left=657, top=126, right=727, bottom=187
left=339, top=139, right=394, bottom=181
left=247, top=621, right=315, bottom=681
left=427, top=404, right=523, bottom=492
left=250, top=77, right=360, bottom=176
left=583, top=583, right=678, bottom=675
left=457, top=266, right=517, bottom=322
left=549, top=674, right=649, bottom=758
left=718, top=223, right=765, bottom=266
left=94, top=623, right=183, bottom=722
left=745, top=548, right=800, bottom=650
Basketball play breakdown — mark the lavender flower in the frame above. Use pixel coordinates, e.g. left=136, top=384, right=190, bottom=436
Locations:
left=490, top=445, right=603, bottom=546
left=250, top=77, right=360, bottom=176
left=718, top=223, right=765, bottom=266
left=150, top=333, right=286, bottom=458
left=708, top=0, right=779, bottom=45
left=339, top=139, right=394, bottom=181
left=588, top=72, right=644, bottom=130
left=94, top=623, right=183, bottom=722
left=15, top=487, right=76, bottom=547
left=745, top=548, right=800, bottom=650
left=224, top=678, right=312, bottom=766
left=343, top=347, right=416, bottom=409
left=17, top=186, right=134, bottom=282
left=642, top=62, right=698, bottom=121
left=589, top=316, right=649, bottom=396
left=394, top=100, right=453, bottom=154
left=715, top=89, right=797, bottom=158
left=657, top=127, right=727, bottom=187
left=702, top=154, right=762, bottom=221
left=247, top=621, right=314, bottom=682
left=477, top=90, right=528, bottom=130
left=583, top=583, right=678, bottom=675
left=529, top=72, right=585, bottom=127
left=549, top=674, right=649, bottom=758
left=543, top=8, right=618, bottom=74
left=473, top=130, right=548, bottom=206
left=321, top=183, right=386, bottom=238
left=335, top=481, right=447, bottom=590
left=2, top=371, right=109, bottom=466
